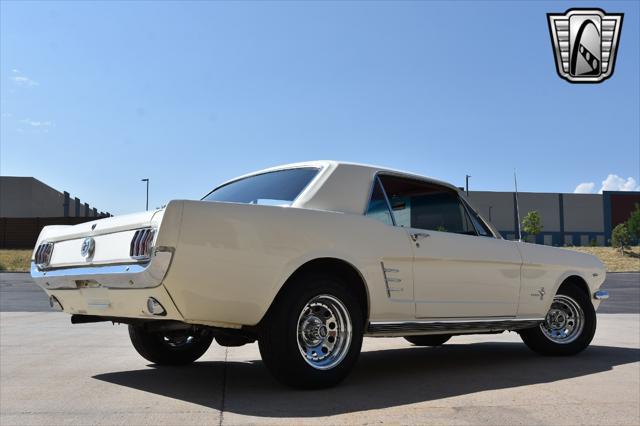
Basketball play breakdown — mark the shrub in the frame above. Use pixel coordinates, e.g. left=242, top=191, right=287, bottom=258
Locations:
left=611, top=223, right=632, bottom=255
left=522, top=211, right=543, bottom=243
left=626, top=203, right=640, bottom=244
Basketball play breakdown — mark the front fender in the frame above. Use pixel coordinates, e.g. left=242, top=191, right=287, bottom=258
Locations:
left=516, top=242, right=606, bottom=317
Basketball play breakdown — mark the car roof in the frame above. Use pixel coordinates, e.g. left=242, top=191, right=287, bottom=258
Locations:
left=212, top=160, right=461, bottom=215
left=237, top=160, right=459, bottom=191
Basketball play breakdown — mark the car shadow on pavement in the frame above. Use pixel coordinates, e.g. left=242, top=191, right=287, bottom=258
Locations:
left=93, top=342, right=640, bottom=417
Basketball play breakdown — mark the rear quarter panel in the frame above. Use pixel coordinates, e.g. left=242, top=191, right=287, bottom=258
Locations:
left=161, top=200, right=414, bottom=328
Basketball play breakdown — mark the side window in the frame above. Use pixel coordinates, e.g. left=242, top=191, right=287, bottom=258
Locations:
left=378, top=175, right=477, bottom=236
left=464, top=201, right=493, bottom=237
left=364, top=178, right=394, bottom=226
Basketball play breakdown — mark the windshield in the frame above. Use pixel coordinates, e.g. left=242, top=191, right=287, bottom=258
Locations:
left=202, top=167, right=319, bottom=206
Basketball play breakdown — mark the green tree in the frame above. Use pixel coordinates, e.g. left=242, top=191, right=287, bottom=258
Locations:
left=611, top=223, right=631, bottom=255
left=522, top=211, right=543, bottom=243
left=626, top=203, right=640, bottom=244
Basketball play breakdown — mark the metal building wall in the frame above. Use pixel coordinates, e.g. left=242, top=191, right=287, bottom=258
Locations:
left=468, top=190, right=607, bottom=246
left=563, top=194, right=605, bottom=246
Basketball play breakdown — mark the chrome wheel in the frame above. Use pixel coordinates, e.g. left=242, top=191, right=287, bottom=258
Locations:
left=297, top=294, right=352, bottom=370
left=540, top=294, right=584, bottom=344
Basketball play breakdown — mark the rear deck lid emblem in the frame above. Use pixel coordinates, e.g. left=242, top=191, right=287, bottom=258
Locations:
left=80, top=237, right=95, bottom=259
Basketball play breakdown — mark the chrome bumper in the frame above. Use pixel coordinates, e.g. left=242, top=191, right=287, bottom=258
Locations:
left=593, top=290, right=609, bottom=300
left=30, top=250, right=173, bottom=290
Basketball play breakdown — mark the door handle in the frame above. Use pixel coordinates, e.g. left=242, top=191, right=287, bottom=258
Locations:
left=410, top=232, right=430, bottom=242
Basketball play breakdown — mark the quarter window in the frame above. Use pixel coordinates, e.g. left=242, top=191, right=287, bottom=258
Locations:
left=464, top=201, right=493, bottom=237
left=378, top=175, right=477, bottom=236
left=365, top=178, right=394, bottom=226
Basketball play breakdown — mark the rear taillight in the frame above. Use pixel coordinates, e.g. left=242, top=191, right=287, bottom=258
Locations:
left=130, top=228, right=155, bottom=259
left=35, top=242, right=54, bottom=268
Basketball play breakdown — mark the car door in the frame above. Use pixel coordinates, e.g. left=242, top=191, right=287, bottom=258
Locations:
left=378, top=174, right=522, bottom=319
left=364, top=176, right=416, bottom=318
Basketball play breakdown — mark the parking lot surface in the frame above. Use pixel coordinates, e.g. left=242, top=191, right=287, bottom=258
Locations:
left=1, top=273, right=639, bottom=425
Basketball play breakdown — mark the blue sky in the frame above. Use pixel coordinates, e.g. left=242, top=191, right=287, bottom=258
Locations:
left=1, top=1, right=638, bottom=215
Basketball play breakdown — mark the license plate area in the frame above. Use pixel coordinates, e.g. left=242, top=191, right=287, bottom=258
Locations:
left=79, top=287, right=111, bottom=310
left=76, top=279, right=101, bottom=288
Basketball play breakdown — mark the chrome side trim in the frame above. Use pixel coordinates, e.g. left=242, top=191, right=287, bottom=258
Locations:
left=367, top=317, right=544, bottom=336
left=593, top=290, right=609, bottom=300
left=380, top=262, right=403, bottom=297
left=30, top=250, right=173, bottom=290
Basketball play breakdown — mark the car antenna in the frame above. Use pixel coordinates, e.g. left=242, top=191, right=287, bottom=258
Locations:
left=514, top=169, right=522, bottom=241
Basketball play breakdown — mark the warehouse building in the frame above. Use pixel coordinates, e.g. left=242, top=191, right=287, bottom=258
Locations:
left=468, top=190, right=640, bottom=246
left=0, top=176, right=109, bottom=218
left=1, top=176, right=638, bottom=248
left=0, top=176, right=110, bottom=248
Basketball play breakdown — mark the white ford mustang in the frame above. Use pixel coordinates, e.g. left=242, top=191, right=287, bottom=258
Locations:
left=31, top=161, right=609, bottom=388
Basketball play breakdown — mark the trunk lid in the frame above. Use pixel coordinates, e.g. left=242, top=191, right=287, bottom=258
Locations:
left=34, top=209, right=165, bottom=269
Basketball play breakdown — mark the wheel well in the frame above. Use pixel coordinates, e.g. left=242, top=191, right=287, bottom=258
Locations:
left=269, top=258, right=370, bottom=325
left=558, top=275, right=590, bottom=298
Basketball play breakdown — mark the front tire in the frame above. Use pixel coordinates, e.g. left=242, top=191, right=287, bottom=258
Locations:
left=258, top=274, right=364, bottom=389
left=404, top=334, right=451, bottom=346
left=128, top=324, right=214, bottom=365
left=520, top=284, right=596, bottom=356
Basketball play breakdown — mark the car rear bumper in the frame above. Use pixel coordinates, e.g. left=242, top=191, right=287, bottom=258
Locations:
left=30, top=250, right=173, bottom=290
left=44, top=284, right=184, bottom=321
left=31, top=249, right=180, bottom=321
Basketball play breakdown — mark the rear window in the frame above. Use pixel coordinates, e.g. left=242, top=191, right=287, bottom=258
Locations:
left=202, top=167, right=319, bottom=206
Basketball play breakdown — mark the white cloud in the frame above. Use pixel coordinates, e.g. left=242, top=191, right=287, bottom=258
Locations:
left=10, top=70, right=38, bottom=87
left=20, top=118, right=54, bottom=128
left=599, top=174, right=640, bottom=192
left=574, top=175, right=640, bottom=194
left=573, top=174, right=640, bottom=194
left=18, top=118, right=55, bottom=133
left=574, top=182, right=596, bottom=193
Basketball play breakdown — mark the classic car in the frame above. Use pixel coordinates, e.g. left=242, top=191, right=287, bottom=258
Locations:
left=31, top=161, right=609, bottom=388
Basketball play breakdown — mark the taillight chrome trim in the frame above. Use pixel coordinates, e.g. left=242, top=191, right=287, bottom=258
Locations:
left=35, top=242, right=54, bottom=269
left=129, top=228, right=156, bottom=260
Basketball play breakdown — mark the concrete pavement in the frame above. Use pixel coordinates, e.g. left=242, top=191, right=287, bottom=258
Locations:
left=597, top=273, right=640, bottom=314
left=1, top=272, right=639, bottom=424
left=1, top=312, right=639, bottom=425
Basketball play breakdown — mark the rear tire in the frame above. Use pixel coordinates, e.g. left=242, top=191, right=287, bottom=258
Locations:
left=404, top=334, right=451, bottom=346
left=258, top=274, right=364, bottom=389
left=519, top=284, right=596, bottom=356
left=128, top=324, right=213, bottom=365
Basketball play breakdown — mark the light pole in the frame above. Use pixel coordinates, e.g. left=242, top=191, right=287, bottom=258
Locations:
left=488, top=205, right=493, bottom=221
left=141, top=178, right=149, bottom=211
left=465, top=174, right=471, bottom=196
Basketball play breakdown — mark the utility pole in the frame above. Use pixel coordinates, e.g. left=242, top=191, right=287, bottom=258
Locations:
left=141, top=178, right=149, bottom=211
left=465, top=175, right=471, bottom=196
